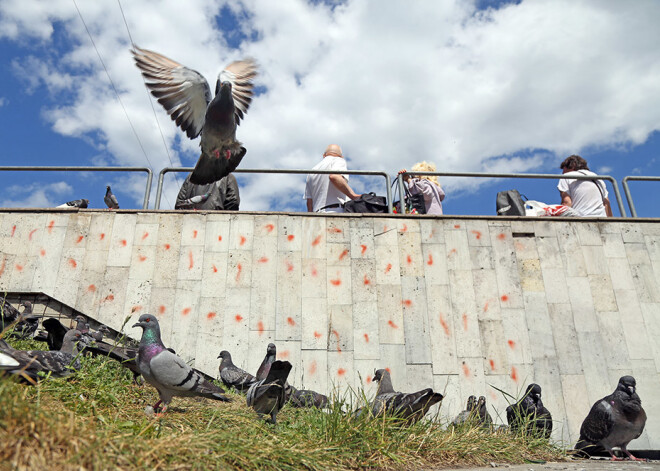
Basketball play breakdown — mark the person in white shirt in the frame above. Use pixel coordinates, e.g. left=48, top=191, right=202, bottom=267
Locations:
left=557, top=155, right=613, bottom=217
left=304, top=144, right=359, bottom=213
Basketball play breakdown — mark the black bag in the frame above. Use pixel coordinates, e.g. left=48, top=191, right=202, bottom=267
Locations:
left=404, top=186, right=427, bottom=214
left=343, top=192, right=388, bottom=213
left=496, top=190, right=527, bottom=216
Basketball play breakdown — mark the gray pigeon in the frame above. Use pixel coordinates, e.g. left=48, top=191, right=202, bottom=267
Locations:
left=0, top=329, right=82, bottom=383
left=90, top=325, right=111, bottom=343
left=56, top=199, right=89, bottom=209
left=0, top=298, right=22, bottom=330
left=133, top=314, right=231, bottom=413
left=131, top=46, right=258, bottom=185
left=256, top=343, right=276, bottom=380
left=104, top=186, right=119, bottom=209
left=477, top=396, right=493, bottom=428
left=575, top=376, right=647, bottom=460
left=506, top=383, right=552, bottom=438
left=289, top=388, right=329, bottom=409
left=13, top=301, right=39, bottom=339
left=371, top=369, right=444, bottom=424
left=217, top=350, right=257, bottom=392
left=246, top=360, right=292, bottom=424
left=452, top=395, right=477, bottom=426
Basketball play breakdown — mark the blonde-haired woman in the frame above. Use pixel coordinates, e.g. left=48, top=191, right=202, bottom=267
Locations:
left=398, top=161, right=445, bottom=215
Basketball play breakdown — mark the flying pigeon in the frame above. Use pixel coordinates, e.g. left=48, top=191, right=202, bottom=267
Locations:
left=246, top=360, right=292, bottom=424
left=289, top=388, right=329, bottom=409
left=255, top=343, right=276, bottom=380
left=131, top=45, right=258, bottom=185
left=575, top=376, right=647, bottom=460
left=133, top=314, right=231, bottom=414
left=56, top=199, right=89, bottom=209
left=371, top=369, right=444, bottom=423
left=506, top=383, right=552, bottom=438
left=477, top=396, right=493, bottom=428
left=217, top=350, right=257, bottom=392
left=104, top=186, right=119, bottom=209
left=0, top=329, right=83, bottom=383
left=452, top=395, right=477, bottom=426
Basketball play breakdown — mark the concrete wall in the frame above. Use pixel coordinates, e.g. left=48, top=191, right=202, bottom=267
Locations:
left=1, top=209, right=659, bottom=448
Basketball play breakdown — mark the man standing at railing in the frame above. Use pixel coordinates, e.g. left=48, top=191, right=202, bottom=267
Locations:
left=558, top=155, right=613, bottom=217
left=175, top=173, right=240, bottom=210
left=304, top=144, right=359, bottom=213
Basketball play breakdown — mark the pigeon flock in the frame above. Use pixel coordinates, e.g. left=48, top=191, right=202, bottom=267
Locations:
left=0, top=299, right=650, bottom=459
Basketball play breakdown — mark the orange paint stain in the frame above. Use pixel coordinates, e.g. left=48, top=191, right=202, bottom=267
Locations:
left=47, top=220, right=54, bottom=233
left=406, top=254, right=412, bottom=264
left=366, top=375, right=372, bottom=384
left=483, top=302, right=489, bottom=312
left=182, top=307, right=191, bottom=316
left=508, top=339, right=516, bottom=349
left=141, top=232, right=149, bottom=240
left=462, top=313, right=468, bottom=331
left=15, top=264, right=23, bottom=272
left=312, top=235, right=322, bottom=246
left=313, top=331, right=322, bottom=339
left=68, top=258, right=77, bottom=268
left=501, top=294, right=509, bottom=302
left=363, top=333, right=370, bottom=343
left=279, top=350, right=290, bottom=359
left=385, top=263, right=392, bottom=273
left=388, top=320, right=398, bottom=329
left=265, top=223, right=275, bottom=232
left=258, top=257, right=269, bottom=263
left=236, top=263, right=243, bottom=281
left=363, top=274, right=371, bottom=285
left=338, top=249, right=349, bottom=260
left=76, top=235, right=84, bottom=244
left=427, top=253, right=433, bottom=265
left=159, top=305, right=166, bottom=315
left=286, top=261, right=294, bottom=272
left=164, top=243, right=171, bottom=250
left=332, top=329, right=340, bottom=340
left=40, top=249, right=46, bottom=257
left=462, top=363, right=471, bottom=377
left=471, top=230, right=482, bottom=240
left=28, top=229, right=37, bottom=241
left=87, top=284, right=96, bottom=292
left=311, top=265, right=318, bottom=277
left=309, top=360, right=317, bottom=375
left=337, top=368, right=346, bottom=376
left=330, top=278, right=341, bottom=286
left=287, top=234, right=295, bottom=241
left=188, top=251, right=194, bottom=269
left=497, top=233, right=506, bottom=240
left=287, top=317, right=296, bottom=326
left=510, top=366, right=519, bottom=382
left=131, top=305, right=142, bottom=313
left=454, top=224, right=461, bottom=229
left=239, top=235, right=246, bottom=246
left=120, top=239, right=127, bottom=247
left=0, top=258, right=5, bottom=277
left=385, top=367, right=391, bottom=374
left=10, top=225, right=16, bottom=237
left=138, top=255, right=147, bottom=262
left=439, top=313, right=450, bottom=336
left=235, top=314, right=243, bottom=322
left=103, top=294, right=115, bottom=303
left=360, top=244, right=367, bottom=254
left=449, top=248, right=457, bottom=255
left=257, top=320, right=264, bottom=334
left=193, top=230, right=198, bottom=239
left=218, top=235, right=223, bottom=241
left=327, top=227, right=342, bottom=234
left=402, top=299, right=412, bottom=307
left=489, top=359, right=495, bottom=370
left=401, top=224, right=408, bottom=232
left=212, top=264, right=218, bottom=273
left=100, top=233, right=105, bottom=240
left=207, top=312, right=217, bottom=320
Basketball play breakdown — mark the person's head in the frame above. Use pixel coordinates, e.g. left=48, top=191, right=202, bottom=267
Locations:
left=323, top=144, right=343, bottom=158
left=560, top=155, right=589, bottom=174
left=411, top=161, right=440, bottom=186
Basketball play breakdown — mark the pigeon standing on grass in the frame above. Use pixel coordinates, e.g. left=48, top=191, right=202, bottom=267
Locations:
left=104, top=186, right=119, bottom=209
left=453, top=395, right=477, bottom=426
left=289, top=389, right=329, bottom=409
left=0, top=299, right=22, bottom=330
left=575, top=376, right=646, bottom=460
left=131, top=46, right=258, bottom=185
left=246, top=360, right=292, bottom=424
left=133, top=314, right=231, bottom=414
left=217, top=350, right=257, bottom=392
left=506, top=383, right=553, bottom=438
left=256, top=343, right=276, bottom=380
left=371, top=369, right=444, bottom=423
left=477, top=396, right=493, bottom=427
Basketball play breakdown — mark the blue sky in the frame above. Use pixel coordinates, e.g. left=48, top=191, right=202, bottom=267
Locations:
left=1, top=0, right=659, bottom=216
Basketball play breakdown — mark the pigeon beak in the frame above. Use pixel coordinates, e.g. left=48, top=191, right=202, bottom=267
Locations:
left=132, top=322, right=142, bottom=329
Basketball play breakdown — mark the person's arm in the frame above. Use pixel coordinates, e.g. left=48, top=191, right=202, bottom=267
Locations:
left=560, top=191, right=572, bottom=207
left=306, top=199, right=314, bottom=212
left=603, top=197, right=613, bottom=217
left=223, top=175, right=240, bottom=211
left=329, top=174, right=359, bottom=200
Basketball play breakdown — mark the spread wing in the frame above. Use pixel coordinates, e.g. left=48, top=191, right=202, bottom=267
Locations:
left=132, top=45, right=211, bottom=139
left=218, top=59, right=258, bottom=125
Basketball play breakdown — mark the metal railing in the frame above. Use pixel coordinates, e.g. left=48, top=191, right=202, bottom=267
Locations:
left=396, top=171, right=627, bottom=217
left=622, top=176, right=660, bottom=218
left=0, top=166, right=153, bottom=210
left=155, top=167, right=394, bottom=212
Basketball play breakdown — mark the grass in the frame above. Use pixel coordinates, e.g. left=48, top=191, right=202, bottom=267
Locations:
left=0, top=337, right=566, bottom=470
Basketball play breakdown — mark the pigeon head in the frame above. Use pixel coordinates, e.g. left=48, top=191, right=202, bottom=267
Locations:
left=266, top=343, right=276, bottom=355
left=99, top=325, right=111, bottom=333
left=618, top=376, right=637, bottom=395
left=373, top=369, right=389, bottom=383
left=217, top=350, right=232, bottom=361
left=21, top=301, right=32, bottom=309
left=526, top=383, right=542, bottom=401
left=133, top=314, right=159, bottom=330
left=466, top=395, right=477, bottom=410
left=477, top=396, right=487, bottom=409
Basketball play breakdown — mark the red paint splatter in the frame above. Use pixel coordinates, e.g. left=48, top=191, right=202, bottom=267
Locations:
left=236, top=263, right=243, bottom=281
left=508, top=339, right=516, bottom=349
left=388, top=320, right=398, bottom=329
left=501, top=294, right=509, bottom=302
left=366, top=375, right=372, bottom=384
left=311, top=265, right=318, bottom=277
left=239, top=235, right=246, bottom=246
left=439, top=313, right=450, bottom=336
left=258, top=257, right=269, bottom=263
left=131, top=305, right=142, bottom=313
left=103, top=294, right=115, bottom=303
left=235, top=314, right=243, bottom=322
left=182, top=307, right=191, bottom=316
left=483, top=302, right=489, bottom=312
left=385, top=367, right=391, bottom=374
left=454, top=224, right=461, bottom=229
left=28, top=229, right=37, bottom=241
left=385, top=263, right=392, bottom=273
left=279, top=350, right=290, bottom=359
left=497, top=233, right=506, bottom=240
left=218, top=235, right=223, bottom=241
left=76, top=235, right=84, bottom=244
left=383, top=225, right=388, bottom=232
left=313, top=331, right=322, bottom=339
left=159, top=305, right=166, bottom=315
left=207, top=312, right=217, bottom=320
left=265, top=224, right=274, bottom=232
left=337, top=368, right=346, bottom=376
left=193, top=230, right=198, bottom=239
left=327, top=227, right=342, bottom=234
left=330, top=278, right=341, bottom=286
left=47, top=220, right=54, bottom=233
left=68, top=258, right=77, bottom=268
left=142, top=232, right=149, bottom=240
left=189, top=251, right=194, bottom=269
left=462, top=363, right=471, bottom=377
left=406, top=254, right=412, bottom=264
left=363, top=274, right=371, bottom=285
left=332, top=329, right=340, bottom=340
left=471, top=230, right=482, bottom=240
left=40, top=249, right=46, bottom=257
left=257, top=320, right=264, bottom=334
left=309, top=361, right=317, bottom=375
left=338, top=249, right=349, bottom=260
left=427, top=254, right=433, bottom=265
left=0, top=258, right=5, bottom=277
left=401, top=224, right=408, bottom=232
left=312, top=235, right=322, bottom=246
left=462, top=313, right=468, bottom=331
left=212, top=264, right=218, bottom=273
left=402, top=299, right=412, bottom=307
left=510, top=366, right=518, bottom=382
left=286, top=261, right=294, bottom=272
left=138, top=255, right=147, bottom=262
left=449, top=248, right=457, bottom=255
left=360, top=244, right=367, bottom=254
left=363, top=333, right=370, bottom=343
left=10, top=225, right=16, bottom=237
left=121, top=239, right=127, bottom=247
left=100, top=233, right=105, bottom=240
left=287, top=317, right=296, bottom=326
left=87, top=284, right=96, bottom=292
left=287, top=234, right=295, bottom=241
left=489, top=359, right=495, bottom=370
left=164, top=243, right=171, bottom=250
left=15, top=264, right=23, bottom=272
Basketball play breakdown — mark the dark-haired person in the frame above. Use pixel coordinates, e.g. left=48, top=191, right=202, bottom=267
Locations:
left=175, top=173, right=240, bottom=210
left=558, top=155, right=612, bottom=217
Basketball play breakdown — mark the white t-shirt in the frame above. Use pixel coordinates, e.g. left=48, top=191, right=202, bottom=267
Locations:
left=304, top=156, right=350, bottom=213
left=557, top=170, right=608, bottom=217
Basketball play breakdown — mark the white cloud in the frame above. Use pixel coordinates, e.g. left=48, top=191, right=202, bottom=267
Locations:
left=2, top=0, right=660, bottom=209
left=1, top=181, right=73, bottom=208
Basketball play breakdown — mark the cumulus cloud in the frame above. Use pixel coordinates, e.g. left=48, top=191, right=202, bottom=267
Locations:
left=1, top=181, right=73, bottom=208
left=1, top=0, right=660, bottom=209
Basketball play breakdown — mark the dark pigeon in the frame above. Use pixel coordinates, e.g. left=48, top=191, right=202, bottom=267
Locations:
left=104, top=186, right=119, bottom=209
left=133, top=314, right=231, bottom=414
left=131, top=46, right=258, bottom=185
left=39, top=318, right=69, bottom=351
left=289, top=388, right=329, bottom=409
left=371, top=369, right=444, bottom=424
left=575, top=376, right=647, bottom=460
left=256, top=343, right=276, bottom=380
left=477, top=396, right=493, bottom=428
left=506, top=383, right=552, bottom=438
left=0, top=299, right=22, bottom=330
left=13, top=302, right=39, bottom=339
left=0, top=329, right=83, bottom=383
left=90, top=325, right=111, bottom=343
left=452, top=395, right=477, bottom=426
left=57, top=199, right=89, bottom=209
left=246, top=360, right=292, bottom=424
left=217, top=350, right=257, bottom=392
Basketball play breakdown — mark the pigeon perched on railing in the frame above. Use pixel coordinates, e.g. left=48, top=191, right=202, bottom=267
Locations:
left=370, top=369, right=443, bottom=423
left=0, top=329, right=83, bottom=383
left=506, top=383, right=553, bottom=438
left=104, top=186, right=119, bottom=209
left=131, top=45, right=258, bottom=185
left=452, top=395, right=477, bottom=426
left=246, top=360, right=292, bottom=424
left=56, top=199, right=89, bottom=209
left=217, top=350, right=257, bottom=392
left=575, top=376, right=647, bottom=460
left=133, top=314, right=231, bottom=414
